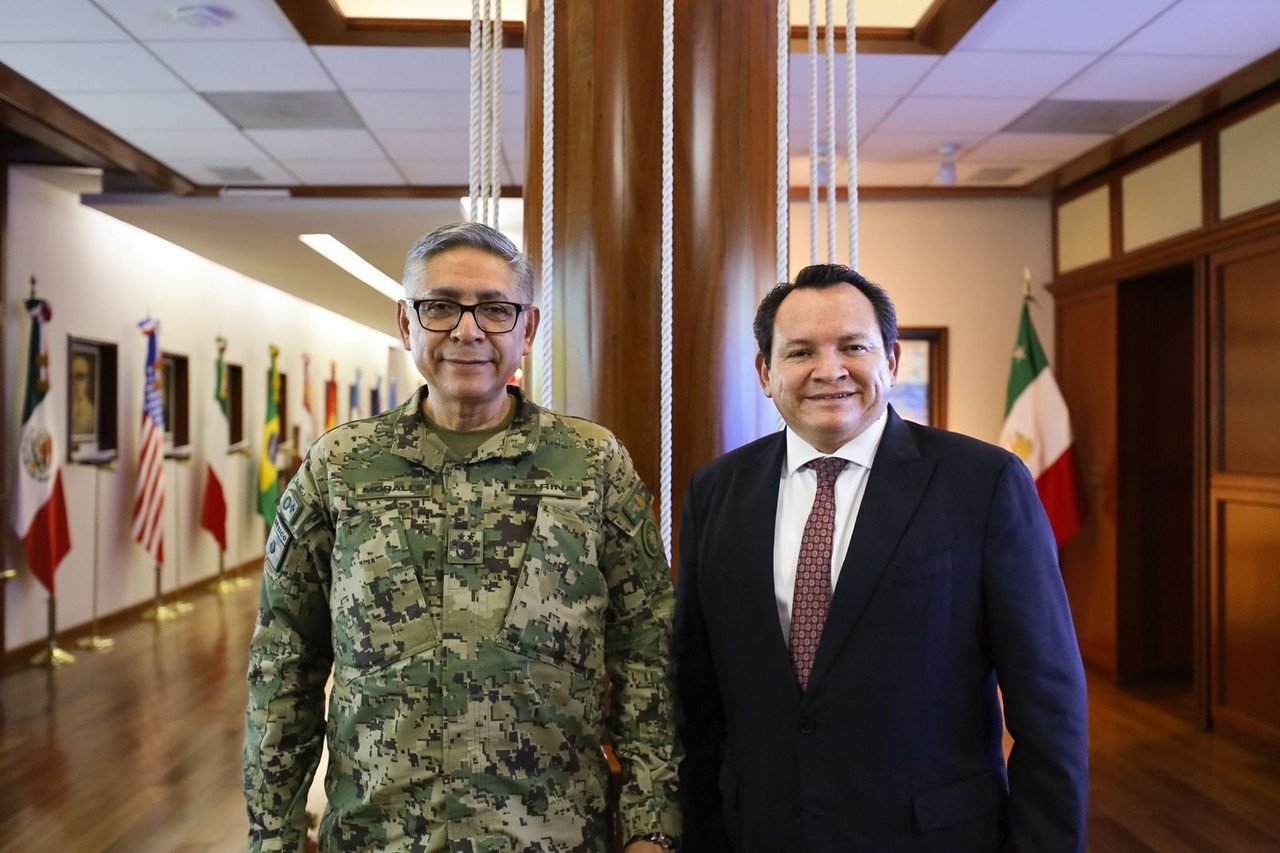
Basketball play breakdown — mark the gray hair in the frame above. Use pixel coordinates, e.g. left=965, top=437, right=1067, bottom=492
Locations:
left=403, top=221, right=534, bottom=301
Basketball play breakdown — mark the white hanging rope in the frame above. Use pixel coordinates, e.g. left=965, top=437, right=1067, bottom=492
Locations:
left=480, top=0, right=494, bottom=226
left=824, top=0, right=838, bottom=260
left=537, top=0, right=556, bottom=409
left=846, top=0, right=859, bottom=268
left=490, top=1, right=503, bottom=228
left=659, top=0, right=675, bottom=561
left=468, top=0, right=482, bottom=220
left=776, top=0, right=790, bottom=284
left=807, top=0, right=819, bottom=264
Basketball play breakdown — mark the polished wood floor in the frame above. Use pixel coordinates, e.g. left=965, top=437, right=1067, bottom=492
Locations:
left=3, top=579, right=1280, bottom=852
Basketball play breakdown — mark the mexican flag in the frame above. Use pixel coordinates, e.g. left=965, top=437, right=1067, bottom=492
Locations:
left=11, top=299, right=72, bottom=592
left=201, top=336, right=230, bottom=551
left=999, top=297, right=1084, bottom=547
left=258, top=345, right=280, bottom=527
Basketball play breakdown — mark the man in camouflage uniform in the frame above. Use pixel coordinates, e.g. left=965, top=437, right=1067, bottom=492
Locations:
left=244, top=222, right=680, bottom=852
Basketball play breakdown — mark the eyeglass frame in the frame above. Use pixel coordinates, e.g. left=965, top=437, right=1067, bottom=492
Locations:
left=402, top=298, right=533, bottom=334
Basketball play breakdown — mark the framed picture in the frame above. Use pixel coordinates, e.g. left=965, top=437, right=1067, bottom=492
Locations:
left=889, top=327, right=948, bottom=429
left=68, top=336, right=120, bottom=463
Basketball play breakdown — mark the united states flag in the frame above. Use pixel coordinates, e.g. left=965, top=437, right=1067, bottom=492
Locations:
left=132, top=318, right=166, bottom=564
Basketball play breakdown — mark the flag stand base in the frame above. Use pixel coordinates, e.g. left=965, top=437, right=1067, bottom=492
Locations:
left=142, top=605, right=180, bottom=622
left=210, top=578, right=240, bottom=596
left=79, top=461, right=115, bottom=652
left=30, top=645, right=75, bottom=667
left=142, top=563, right=177, bottom=622
left=31, top=596, right=74, bottom=667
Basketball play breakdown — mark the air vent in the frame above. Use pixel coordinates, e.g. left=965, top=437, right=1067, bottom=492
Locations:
left=967, top=166, right=1022, bottom=183
left=1004, top=100, right=1168, bottom=135
left=203, top=91, right=363, bottom=130
left=207, top=166, right=264, bottom=183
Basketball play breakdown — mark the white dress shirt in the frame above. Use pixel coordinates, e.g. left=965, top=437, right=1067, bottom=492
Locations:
left=773, top=411, right=889, bottom=642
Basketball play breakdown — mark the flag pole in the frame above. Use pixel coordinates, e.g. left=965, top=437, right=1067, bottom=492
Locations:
left=77, top=461, right=115, bottom=651
left=30, top=594, right=74, bottom=667
left=166, top=450, right=194, bottom=614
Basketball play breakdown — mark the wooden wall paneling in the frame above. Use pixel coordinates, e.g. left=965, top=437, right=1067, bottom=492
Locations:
left=1, top=139, right=9, bottom=659
left=1207, top=234, right=1280, bottom=745
left=1216, top=237, right=1280, bottom=475
left=525, top=0, right=778, bottom=538
left=671, top=0, right=779, bottom=550
left=1052, top=281, right=1120, bottom=675
left=1213, top=495, right=1280, bottom=747
left=524, top=0, right=665, bottom=493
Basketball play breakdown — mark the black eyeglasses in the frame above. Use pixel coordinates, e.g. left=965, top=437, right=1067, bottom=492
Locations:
left=405, top=299, right=531, bottom=333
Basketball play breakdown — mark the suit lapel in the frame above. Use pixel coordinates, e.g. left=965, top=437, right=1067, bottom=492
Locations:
left=735, top=433, right=792, bottom=665
left=806, top=408, right=935, bottom=694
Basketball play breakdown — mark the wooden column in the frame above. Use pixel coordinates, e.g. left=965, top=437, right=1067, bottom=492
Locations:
left=526, top=0, right=779, bottom=536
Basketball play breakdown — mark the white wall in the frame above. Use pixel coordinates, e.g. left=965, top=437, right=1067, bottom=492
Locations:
left=4, top=166, right=419, bottom=650
left=790, top=196, right=1055, bottom=443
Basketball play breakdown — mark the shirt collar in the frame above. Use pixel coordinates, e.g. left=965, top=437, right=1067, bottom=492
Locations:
left=783, top=408, right=889, bottom=475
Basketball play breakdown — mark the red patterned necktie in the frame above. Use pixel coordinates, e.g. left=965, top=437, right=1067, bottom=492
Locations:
left=789, top=456, right=848, bottom=689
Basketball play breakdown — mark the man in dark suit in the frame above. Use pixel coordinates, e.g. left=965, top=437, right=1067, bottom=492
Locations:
left=675, top=264, right=1088, bottom=852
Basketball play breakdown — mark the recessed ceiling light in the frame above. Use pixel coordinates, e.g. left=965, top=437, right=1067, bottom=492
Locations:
left=170, top=4, right=236, bottom=28
left=299, top=234, right=402, bottom=301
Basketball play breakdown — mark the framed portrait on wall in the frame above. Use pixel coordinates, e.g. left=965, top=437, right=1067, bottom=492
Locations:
left=889, top=327, right=948, bottom=429
left=67, top=336, right=119, bottom=463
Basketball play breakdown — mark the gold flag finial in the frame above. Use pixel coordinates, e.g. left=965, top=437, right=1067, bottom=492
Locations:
left=1022, top=266, right=1032, bottom=296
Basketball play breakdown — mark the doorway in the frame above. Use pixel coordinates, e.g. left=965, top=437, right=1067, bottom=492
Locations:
left=1115, top=264, right=1196, bottom=698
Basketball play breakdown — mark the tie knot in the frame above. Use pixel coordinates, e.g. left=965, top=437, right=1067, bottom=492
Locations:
left=804, top=456, right=848, bottom=488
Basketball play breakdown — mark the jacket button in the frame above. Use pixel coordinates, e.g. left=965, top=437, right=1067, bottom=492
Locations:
left=798, top=720, right=815, bottom=734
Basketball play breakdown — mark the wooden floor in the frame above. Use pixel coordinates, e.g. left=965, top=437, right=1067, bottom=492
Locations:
left=3, top=579, right=1280, bottom=852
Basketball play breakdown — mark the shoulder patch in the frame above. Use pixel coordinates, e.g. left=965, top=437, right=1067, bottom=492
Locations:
left=265, top=517, right=293, bottom=574
left=641, top=516, right=663, bottom=559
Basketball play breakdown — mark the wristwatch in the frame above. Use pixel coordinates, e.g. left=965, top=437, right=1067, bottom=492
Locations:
left=626, top=832, right=679, bottom=850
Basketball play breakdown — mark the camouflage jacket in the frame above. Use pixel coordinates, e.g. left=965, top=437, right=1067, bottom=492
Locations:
left=244, top=387, right=679, bottom=852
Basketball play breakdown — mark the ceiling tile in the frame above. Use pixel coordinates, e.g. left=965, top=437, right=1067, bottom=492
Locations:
left=167, top=158, right=299, bottom=185
left=1054, top=54, right=1253, bottom=101
left=396, top=159, right=472, bottom=184
left=315, top=46, right=524, bottom=93
left=90, top=0, right=301, bottom=41
left=788, top=94, right=900, bottom=146
left=858, top=131, right=989, bottom=161
left=205, top=91, right=363, bottom=130
left=0, top=0, right=129, bottom=40
left=286, top=159, right=406, bottom=185
left=877, top=96, right=1036, bottom=134
left=58, top=91, right=236, bottom=130
left=348, top=91, right=520, bottom=131
left=248, top=128, right=387, bottom=160
left=913, top=50, right=1098, bottom=99
left=150, top=40, right=333, bottom=91
left=0, top=42, right=187, bottom=91
left=843, top=161, right=937, bottom=187
left=122, top=128, right=269, bottom=160
left=790, top=53, right=939, bottom=97
left=374, top=130, right=471, bottom=161
left=958, top=0, right=1179, bottom=52
left=966, top=132, right=1110, bottom=162
left=1118, top=0, right=1280, bottom=57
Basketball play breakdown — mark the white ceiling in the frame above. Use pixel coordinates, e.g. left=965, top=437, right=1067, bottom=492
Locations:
left=2, top=0, right=1279, bottom=336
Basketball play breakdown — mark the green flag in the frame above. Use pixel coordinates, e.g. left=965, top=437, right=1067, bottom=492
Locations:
left=258, top=345, right=280, bottom=526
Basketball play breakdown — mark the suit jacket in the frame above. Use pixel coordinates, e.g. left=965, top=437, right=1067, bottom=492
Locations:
left=675, top=407, right=1088, bottom=853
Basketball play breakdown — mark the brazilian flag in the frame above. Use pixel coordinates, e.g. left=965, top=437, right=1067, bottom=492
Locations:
left=259, top=345, right=281, bottom=526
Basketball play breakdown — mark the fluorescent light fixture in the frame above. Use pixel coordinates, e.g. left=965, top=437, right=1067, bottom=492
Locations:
left=299, top=234, right=401, bottom=301
left=219, top=186, right=290, bottom=199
